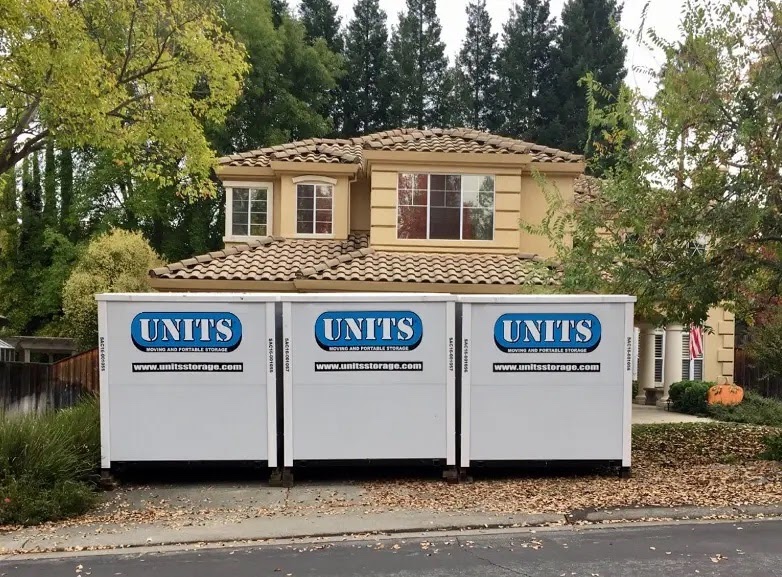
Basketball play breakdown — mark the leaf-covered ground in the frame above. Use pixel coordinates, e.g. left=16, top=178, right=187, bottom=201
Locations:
left=365, top=424, right=782, bottom=514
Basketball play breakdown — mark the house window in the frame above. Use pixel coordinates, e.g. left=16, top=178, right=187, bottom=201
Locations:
left=654, top=332, right=664, bottom=383
left=224, top=182, right=272, bottom=240
left=397, top=173, right=494, bottom=241
left=297, top=183, right=333, bottom=235
left=682, top=332, right=704, bottom=381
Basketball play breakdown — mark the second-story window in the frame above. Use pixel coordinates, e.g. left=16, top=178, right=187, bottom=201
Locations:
left=297, top=183, right=333, bottom=235
left=397, top=173, right=494, bottom=241
left=224, top=182, right=272, bottom=240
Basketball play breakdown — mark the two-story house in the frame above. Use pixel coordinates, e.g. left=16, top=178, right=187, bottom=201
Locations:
left=147, top=128, right=735, bottom=406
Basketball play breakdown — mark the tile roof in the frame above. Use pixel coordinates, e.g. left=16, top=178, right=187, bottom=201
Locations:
left=218, top=128, right=583, bottom=168
left=150, top=232, right=561, bottom=287
left=573, top=175, right=600, bottom=205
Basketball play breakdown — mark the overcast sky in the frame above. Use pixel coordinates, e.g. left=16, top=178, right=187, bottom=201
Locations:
left=291, top=0, right=687, bottom=96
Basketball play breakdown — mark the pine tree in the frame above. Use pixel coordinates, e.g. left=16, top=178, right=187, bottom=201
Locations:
left=341, top=0, right=392, bottom=135
left=390, top=0, right=448, bottom=129
left=455, top=0, right=499, bottom=130
left=538, top=0, right=627, bottom=154
left=299, top=0, right=343, bottom=52
left=59, top=148, right=74, bottom=240
left=270, top=0, right=288, bottom=27
left=43, top=139, right=58, bottom=229
left=496, top=0, right=556, bottom=140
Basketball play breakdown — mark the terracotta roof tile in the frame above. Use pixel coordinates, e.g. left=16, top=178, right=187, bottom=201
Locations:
left=150, top=233, right=370, bottom=281
left=217, top=128, right=583, bottom=167
left=150, top=232, right=561, bottom=287
left=305, top=251, right=561, bottom=286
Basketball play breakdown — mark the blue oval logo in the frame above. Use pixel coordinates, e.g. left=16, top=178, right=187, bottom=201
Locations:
left=494, top=313, right=601, bottom=353
left=131, top=312, right=242, bottom=353
left=314, top=311, right=423, bottom=351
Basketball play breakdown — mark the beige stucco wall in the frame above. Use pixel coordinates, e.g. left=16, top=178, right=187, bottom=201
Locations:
left=350, top=174, right=371, bottom=232
left=704, top=307, right=736, bottom=384
left=278, top=174, right=351, bottom=240
left=367, top=162, right=575, bottom=254
left=518, top=174, right=574, bottom=258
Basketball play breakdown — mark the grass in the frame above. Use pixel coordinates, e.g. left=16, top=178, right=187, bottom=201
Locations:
left=0, top=396, right=100, bottom=526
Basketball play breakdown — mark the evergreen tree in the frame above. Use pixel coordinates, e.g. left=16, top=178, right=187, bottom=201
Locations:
left=59, top=148, right=74, bottom=241
left=433, top=67, right=461, bottom=129
left=299, top=0, right=343, bottom=52
left=43, top=139, right=58, bottom=229
left=270, top=0, right=288, bottom=27
left=390, top=0, right=448, bottom=129
left=341, top=0, right=392, bottom=135
left=455, top=0, right=499, bottom=130
left=0, top=168, right=18, bottom=257
left=538, top=0, right=627, bottom=154
left=496, top=0, right=556, bottom=140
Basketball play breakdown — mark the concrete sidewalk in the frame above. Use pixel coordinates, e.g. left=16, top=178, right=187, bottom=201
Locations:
left=1, top=478, right=780, bottom=556
left=631, top=404, right=714, bottom=425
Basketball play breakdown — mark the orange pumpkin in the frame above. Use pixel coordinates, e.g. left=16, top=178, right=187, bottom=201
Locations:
left=707, top=383, right=744, bottom=406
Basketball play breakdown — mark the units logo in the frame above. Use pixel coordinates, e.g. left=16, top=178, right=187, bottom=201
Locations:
left=494, top=313, right=601, bottom=353
left=131, top=312, right=242, bottom=353
left=314, top=311, right=423, bottom=352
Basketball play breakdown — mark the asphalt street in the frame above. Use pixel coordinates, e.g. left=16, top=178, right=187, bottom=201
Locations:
left=2, top=520, right=781, bottom=577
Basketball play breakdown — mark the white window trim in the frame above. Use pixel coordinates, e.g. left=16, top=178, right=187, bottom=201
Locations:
left=295, top=181, right=335, bottom=238
left=292, top=175, right=337, bottom=186
left=222, top=181, right=274, bottom=242
left=395, top=172, right=496, bottom=242
left=682, top=331, right=705, bottom=381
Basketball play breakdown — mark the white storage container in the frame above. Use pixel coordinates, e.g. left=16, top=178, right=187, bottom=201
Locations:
left=96, top=293, right=279, bottom=468
left=459, top=295, right=635, bottom=469
left=281, top=294, right=456, bottom=467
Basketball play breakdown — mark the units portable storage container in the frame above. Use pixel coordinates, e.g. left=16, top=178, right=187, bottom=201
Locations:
left=459, top=295, right=635, bottom=470
left=281, top=294, right=456, bottom=468
left=96, top=293, right=279, bottom=470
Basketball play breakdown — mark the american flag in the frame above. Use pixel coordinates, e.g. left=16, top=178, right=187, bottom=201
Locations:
left=689, top=326, right=704, bottom=359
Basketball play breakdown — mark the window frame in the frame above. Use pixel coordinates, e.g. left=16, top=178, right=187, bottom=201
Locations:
left=222, top=180, right=274, bottom=242
left=395, top=172, right=496, bottom=242
left=293, top=176, right=336, bottom=238
left=682, top=331, right=705, bottom=381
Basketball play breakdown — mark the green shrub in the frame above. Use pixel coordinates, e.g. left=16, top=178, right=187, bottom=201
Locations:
left=761, top=431, right=782, bottom=461
left=669, top=380, right=711, bottom=415
left=0, top=397, right=100, bottom=526
left=708, top=391, right=782, bottom=427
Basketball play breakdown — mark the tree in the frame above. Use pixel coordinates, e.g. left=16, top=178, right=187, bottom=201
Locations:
left=59, top=148, right=75, bottom=241
left=390, top=0, right=449, bottom=129
left=538, top=0, right=626, bottom=154
left=0, top=0, right=247, bottom=197
left=455, top=0, right=499, bottom=130
left=43, top=140, right=57, bottom=229
left=209, top=0, right=342, bottom=152
left=496, top=0, right=557, bottom=140
left=270, top=0, right=289, bottom=27
left=530, top=0, right=782, bottom=328
left=299, top=0, right=343, bottom=52
left=341, top=0, right=392, bottom=135
left=62, top=229, right=160, bottom=349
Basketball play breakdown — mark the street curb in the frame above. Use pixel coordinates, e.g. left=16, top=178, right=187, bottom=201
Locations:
left=568, top=504, right=782, bottom=523
left=2, top=505, right=782, bottom=557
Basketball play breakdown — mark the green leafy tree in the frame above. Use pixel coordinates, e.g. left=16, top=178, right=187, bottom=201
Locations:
left=62, top=229, right=160, bottom=349
left=341, top=0, right=392, bottom=135
left=496, top=0, right=557, bottom=140
left=390, top=0, right=449, bottom=128
left=538, top=0, right=627, bottom=154
left=530, top=0, right=782, bottom=328
left=455, top=0, right=499, bottom=130
left=0, top=0, right=247, bottom=197
left=299, top=0, right=343, bottom=52
left=210, top=0, right=342, bottom=152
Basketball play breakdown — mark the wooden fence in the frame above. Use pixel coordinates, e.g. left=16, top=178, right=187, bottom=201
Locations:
left=0, top=348, right=98, bottom=414
left=734, top=348, right=782, bottom=400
